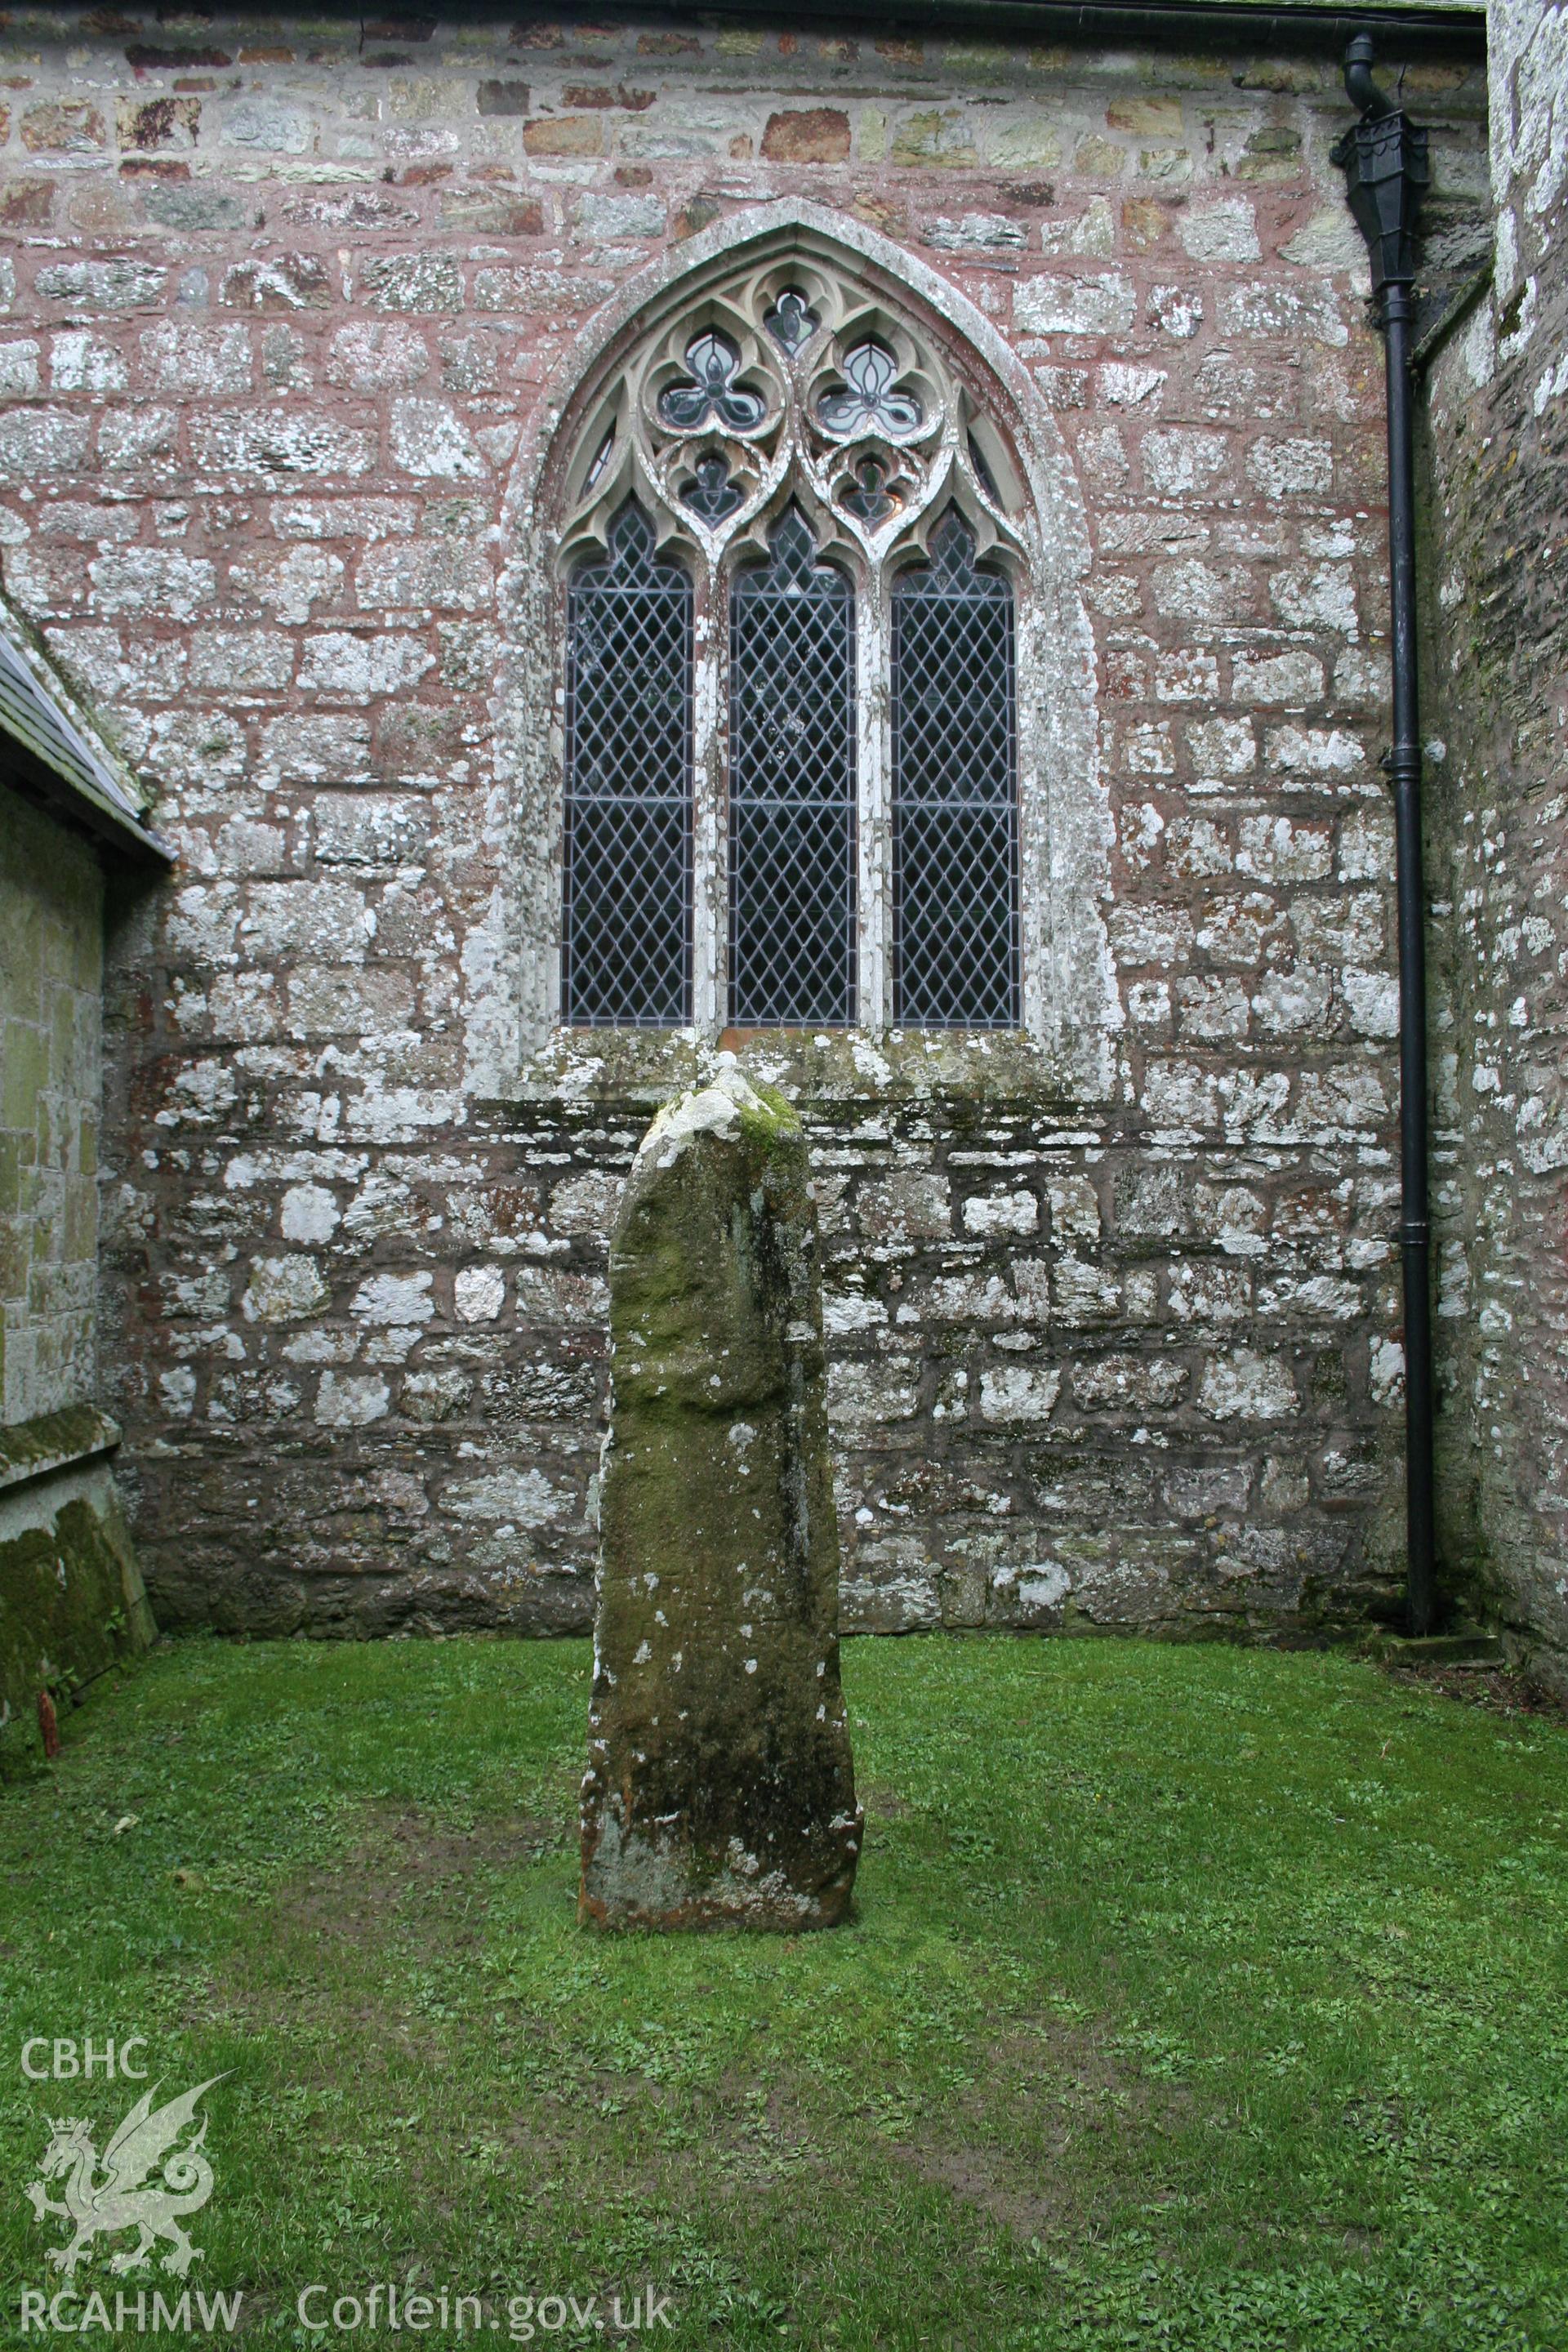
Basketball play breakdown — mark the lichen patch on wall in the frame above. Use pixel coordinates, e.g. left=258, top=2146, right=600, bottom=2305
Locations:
left=0, top=5, right=1493, bottom=1644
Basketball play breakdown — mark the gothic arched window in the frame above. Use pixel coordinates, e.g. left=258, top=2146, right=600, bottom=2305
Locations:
left=554, top=252, right=1029, bottom=1035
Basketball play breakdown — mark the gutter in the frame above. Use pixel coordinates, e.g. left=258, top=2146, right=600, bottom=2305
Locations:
left=684, top=0, right=1481, bottom=46
left=287, top=0, right=1490, bottom=52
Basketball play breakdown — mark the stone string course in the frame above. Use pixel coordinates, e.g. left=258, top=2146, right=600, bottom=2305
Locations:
left=0, top=8, right=1490, bottom=1639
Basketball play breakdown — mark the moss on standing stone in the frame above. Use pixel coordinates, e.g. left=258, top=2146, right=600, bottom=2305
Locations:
left=580, top=1069, right=862, bottom=1931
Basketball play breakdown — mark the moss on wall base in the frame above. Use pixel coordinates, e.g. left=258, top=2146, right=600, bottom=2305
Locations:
left=0, top=1409, right=155, bottom=1730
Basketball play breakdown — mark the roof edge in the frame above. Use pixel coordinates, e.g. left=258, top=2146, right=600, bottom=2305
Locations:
left=0, top=599, right=174, bottom=867
left=0, top=739, right=178, bottom=866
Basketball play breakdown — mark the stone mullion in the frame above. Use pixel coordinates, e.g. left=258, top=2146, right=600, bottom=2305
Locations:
left=857, top=575, right=892, bottom=1035
left=690, top=568, right=728, bottom=1037
left=541, top=568, right=569, bottom=1033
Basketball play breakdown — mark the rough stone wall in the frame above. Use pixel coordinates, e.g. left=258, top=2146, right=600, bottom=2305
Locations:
left=0, top=779, right=103, bottom=1424
left=0, top=778, right=157, bottom=1728
left=0, top=7, right=1489, bottom=1640
left=1425, top=0, right=1568, bottom=1675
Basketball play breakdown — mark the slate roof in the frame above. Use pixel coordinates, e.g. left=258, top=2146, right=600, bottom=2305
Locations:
left=0, top=604, right=172, bottom=864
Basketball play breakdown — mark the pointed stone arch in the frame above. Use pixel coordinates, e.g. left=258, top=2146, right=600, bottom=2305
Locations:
left=467, top=200, right=1114, bottom=1102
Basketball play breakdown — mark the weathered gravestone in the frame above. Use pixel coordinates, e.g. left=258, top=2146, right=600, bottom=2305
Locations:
left=580, top=1068, right=862, bottom=1930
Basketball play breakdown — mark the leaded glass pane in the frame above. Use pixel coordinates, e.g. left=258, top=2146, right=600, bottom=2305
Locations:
left=562, top=502, right=693, bottom=1026
left=817, top=341, right=924, bottom=439
left=658, top=331, right=767, bottom=433
left=679, top=452, right=744, bottom=523
left=728, top=508, right=857, bottom=1027
left=891, top=512, right=1019, bottom=1027
left=763, top=287, right=817, bottom=353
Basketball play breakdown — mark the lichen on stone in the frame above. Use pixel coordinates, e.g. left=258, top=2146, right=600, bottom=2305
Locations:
left=580, top=1072, right=862, bottom=1930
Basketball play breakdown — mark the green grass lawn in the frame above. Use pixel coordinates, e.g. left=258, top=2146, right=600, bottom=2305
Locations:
left=2, top=1633, right=1566, bottom=2350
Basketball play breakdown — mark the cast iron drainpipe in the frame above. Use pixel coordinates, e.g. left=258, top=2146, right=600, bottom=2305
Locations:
left=1332, top=35, right=1438, bottom=1636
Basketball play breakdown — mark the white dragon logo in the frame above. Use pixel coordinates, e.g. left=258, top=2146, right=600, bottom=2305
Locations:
left=24, top=2077, right=227, bottom=2278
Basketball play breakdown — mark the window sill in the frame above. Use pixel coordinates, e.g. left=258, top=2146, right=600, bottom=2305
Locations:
left=500, top=1025, right=1082, bottom=1109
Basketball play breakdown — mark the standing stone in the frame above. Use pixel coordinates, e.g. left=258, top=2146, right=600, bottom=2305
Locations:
left=580, top=1069, right=862, bottom=1931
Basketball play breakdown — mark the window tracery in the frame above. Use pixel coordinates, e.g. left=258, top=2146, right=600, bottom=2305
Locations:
left=556, top=249, right=1030, bottom=1035
left=559, top=255, right=1025, bottom=578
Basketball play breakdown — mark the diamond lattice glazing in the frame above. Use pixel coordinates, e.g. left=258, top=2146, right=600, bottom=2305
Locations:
left=728, top=509, right=857, bottom=1026
left=562, top=502, right=694, bottom=1026
left=891, top=513, right=1019, bottom=1027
